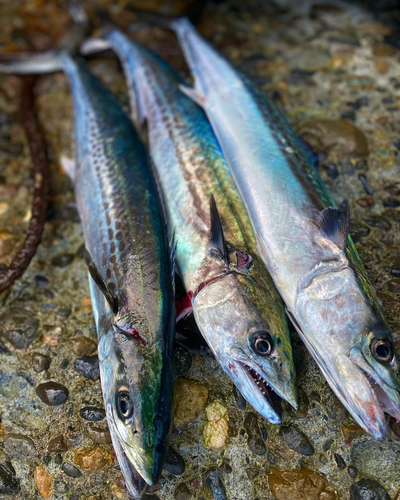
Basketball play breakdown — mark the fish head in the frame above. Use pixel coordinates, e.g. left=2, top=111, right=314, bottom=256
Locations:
left=193, top=272, right=297, bottom=423
left=295, top=265, right=400, bottom=440
left=95, top=298, right=174, bottom=488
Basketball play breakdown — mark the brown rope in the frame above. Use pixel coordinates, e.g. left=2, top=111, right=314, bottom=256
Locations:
left=0, top=76, right=50, bottom=292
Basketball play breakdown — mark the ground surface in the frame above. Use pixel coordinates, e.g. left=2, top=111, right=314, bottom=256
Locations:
left=0, top=1, right=400, bottom=499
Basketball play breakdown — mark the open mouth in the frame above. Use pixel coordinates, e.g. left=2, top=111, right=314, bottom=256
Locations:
left=360, top=369, right=400, bottom=421
left=241, top=363, right=282, bottom=419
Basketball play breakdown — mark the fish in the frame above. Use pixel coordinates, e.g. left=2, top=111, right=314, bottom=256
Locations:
left=169, top=17, right=400, bottom=440
left=84, top=16, right=298, bottom=423
left=0, top=16, right=176, bottom=496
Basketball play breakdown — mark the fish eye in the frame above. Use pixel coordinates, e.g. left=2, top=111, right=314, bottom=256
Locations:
left=117, top=391, right=134, bottom=420
left=251, top=331, right=274, bottom=357
left=371, top=338, right=393, bottom=363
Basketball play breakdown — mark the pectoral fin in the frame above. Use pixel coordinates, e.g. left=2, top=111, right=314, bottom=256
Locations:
left=316, top=200, right=349, bottom=250
left=209, top=195, right=228, bottom=262
left=84, top=249, right=118, bottom=314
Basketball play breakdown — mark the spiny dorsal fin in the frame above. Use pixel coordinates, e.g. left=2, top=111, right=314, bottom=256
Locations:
left=209, top=195, right=228, bottom=261
left=84, top=249, right=118, bottom=313
left=316, top=200, right=349, bottom=251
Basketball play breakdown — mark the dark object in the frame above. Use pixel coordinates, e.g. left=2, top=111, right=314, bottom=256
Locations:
left=341, top=110, right=356, bottom=121
left=0, top=77, right=49, bottom=293
left=164, top=447, right=185, bottom=475
left=62, top=463, right=82, bottom=478
left=51, top=253, right=74, bottom=268
left=0, top=308, right=39, bottom=349
left=34, top=275, right=49, bottom=288
left=175, top=314, right=213, bottom=358
left=173, top=345, right=192, bottom=376
left=0, top=461, right=20, bottom=495
left=383, top=197, right=400, bottom=207
left=334, top=452, right=346, bottom=470
left=60, top=359, right=69, bottom=370
left=347, top=466, right=357, bottom=478
left=384, top=35, right=400, bottom=49
left=267, top=451, right=277, bottom=464
left=84, top=249, right=117, bottom=313
left=358, top=174, right=374, bottom=196
left=347, top=97, right=369, bottom=110
left=36, top=381, right=69, bottom=405
left=323, top=162, right=339, bottom=180
left=279, top=424, right=315, bottom=456
left=243, top=412, right=266, bottom=456
left=73, top=356, right=100, bottom=380
left=349, top=478, right=390, bottom=500
left=232, top=385, right=247, bottom=410
left=79, top=406, right=106, bottom=421
left=32, top=352, right=51, bottom=372
left=204, top=467, right=227, bottom=500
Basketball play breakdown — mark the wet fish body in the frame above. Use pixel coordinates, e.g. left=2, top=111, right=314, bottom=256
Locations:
left=98, top=26, right=298, bottom=422
left=0, top=50, right=176, bottom=496
left=172, top=18, right=400, bottom=439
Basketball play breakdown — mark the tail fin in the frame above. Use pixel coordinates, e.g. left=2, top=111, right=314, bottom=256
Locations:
left=128, top=0, right=208, bottom=29
left=0, top=0, right=88, bottom=75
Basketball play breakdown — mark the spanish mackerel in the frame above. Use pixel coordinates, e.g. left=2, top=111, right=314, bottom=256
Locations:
left=90, top=20, right=298, bottom=422
left=0, top=28, right=175, bottom=496
left=172, top=18, right=400, bottom=439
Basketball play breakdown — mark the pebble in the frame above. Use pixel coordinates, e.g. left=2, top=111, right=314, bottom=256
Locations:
left=174, top=482, right=192, bottom=500
left=349, top=479, right=390, bottom=500
left=373, top=44, right=397, bottom=57
left=279, top=424, right=314, bottom=456
left=47, top=435, right=68, bottom=453
left=62, top=463, right=82, bottom=478
left=74, top=447, right=113, bottom=471
left=296, top=119, right=369, bottom=157
left=173, top=346, right=192, bottom=376
left=351, top=439, right=400, bottom=485
left=73, top=356, right=100, bottom=380
left=34, top=466, right=52, bottom=500
left=323, top=439, right=334, bottom=452
left=268, top=468, right=337, bottom=500
left=57, top=307, right=71, bottom=318
left=348, top=466, right=358, bottom=478
left=292, top=389, right=309, bottom=419
left=0, top=307, right=39, bottom=349
left=383, top=198, right=400, bottom=208
left=267, top=450, right=277, bottom=464
left=388, top=279, right=400, bottom=293
left=364, top=216, right=391, bottom=232
left=203, top=401, right=229, bottom=451
left=246, top=465, right=259, bottom=480
left=70, top=336, right=97, bottom=357
left=173, top=379, right=209, bottom=427
left=243, top=412, right=266, bottom=456
left=356, top=197, right=374, bottom=208
left=347, top=97, right=369, bottom=110
left=32, top=353, right=51, bottom=372
left=232, top=385, right=247, bottom=411
left=334, top=452, right=346, bottom=470
left=51, top=253, right=74, bottom=267
left=80, top=407, right=106, bottom=421
left=34, top=275, right=49, bottom=288
left=0, top=461, right=20, bottom=495
left=204, top=468, right=227, bottom=500
left=341, top=110, right=356, bottom=121
left=4, top=433, right=37, bottom=459
left=288, top=48, right=331, bottom=72
left=164, top=448, right=185, bottom=476
left=86, top=425, right=111, bottom=445
left=36, top=381, right=69, bottom=406
left=341, top=424, right=364, bottom=443
left=374, top=59, right=390, bottom=75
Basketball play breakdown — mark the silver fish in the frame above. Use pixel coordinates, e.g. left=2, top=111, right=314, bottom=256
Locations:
left=0, top=48, right=175, bottom=495
left=171, top=17, right=400, bottom=440
left=90, top=21, right=298, bottom=423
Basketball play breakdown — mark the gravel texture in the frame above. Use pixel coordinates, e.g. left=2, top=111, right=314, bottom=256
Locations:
left=0, top=1, right=400, bottom=499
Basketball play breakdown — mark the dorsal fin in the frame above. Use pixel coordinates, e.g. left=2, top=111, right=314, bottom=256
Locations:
left=316, top=200, right=350, bottom=250
left=84, top=249, right=118, bottom=313
left=209, top=195, right=228, bottom=261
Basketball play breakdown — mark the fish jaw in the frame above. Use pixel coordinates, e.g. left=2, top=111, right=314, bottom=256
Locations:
left=192, top=273, right=297, bottom=423
left=350, top=347, right=400, bottom=422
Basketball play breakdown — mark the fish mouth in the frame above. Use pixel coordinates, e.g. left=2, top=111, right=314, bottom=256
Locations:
left=231, top=361, right=283, bottom=423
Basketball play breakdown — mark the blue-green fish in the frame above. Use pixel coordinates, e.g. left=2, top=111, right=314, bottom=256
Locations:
left=0, top=29, right=175, bottom=496
left=84, top=19, right=298, bottom=423
left=171, top=17, right=400, bottom=440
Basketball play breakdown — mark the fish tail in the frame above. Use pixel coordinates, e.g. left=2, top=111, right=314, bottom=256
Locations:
left=0, top=0, right=88, bottom=75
